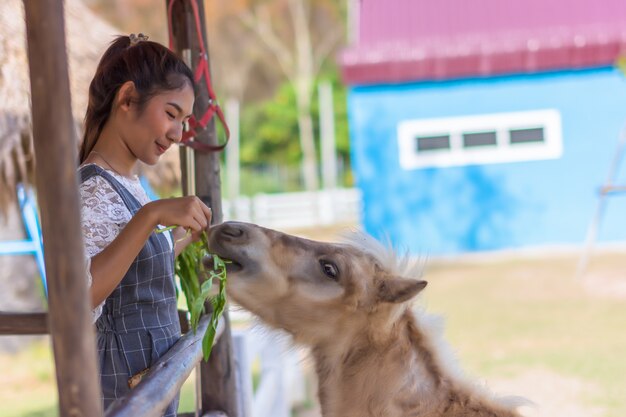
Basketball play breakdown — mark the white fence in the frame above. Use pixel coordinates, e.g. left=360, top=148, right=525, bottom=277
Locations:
left=223, top=188, right=362, bottom=230
left=232, top=323, right=308, bottom=417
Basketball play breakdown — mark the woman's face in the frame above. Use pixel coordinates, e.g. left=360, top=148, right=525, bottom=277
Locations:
left=123, top=83, right=195, bottom=166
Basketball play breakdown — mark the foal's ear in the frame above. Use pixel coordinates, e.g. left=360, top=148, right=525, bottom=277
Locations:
left=378, top=278, right=427, bottom=304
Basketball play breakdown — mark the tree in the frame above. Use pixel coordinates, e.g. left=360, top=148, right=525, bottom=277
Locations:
left=238, top=0, right=345, bottom=190
left=84, top=0, right=348, bottom=191
left=240, top=66, right=352, bottom=188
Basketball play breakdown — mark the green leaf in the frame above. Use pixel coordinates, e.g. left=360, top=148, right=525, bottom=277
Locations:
left=174, top=230, right=228, bottom=361
left=155, top=225, right=177, bottom=233
left=200, top=278, right=213, bottom=293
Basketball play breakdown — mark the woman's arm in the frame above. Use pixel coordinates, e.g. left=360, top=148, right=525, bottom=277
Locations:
left=88, top=206, right=158, bottom=307
left=88, top=197, right=211, bottom=307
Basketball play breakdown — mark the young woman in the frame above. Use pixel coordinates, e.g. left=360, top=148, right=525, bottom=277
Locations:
left=78, top=34, right=211, bottom=415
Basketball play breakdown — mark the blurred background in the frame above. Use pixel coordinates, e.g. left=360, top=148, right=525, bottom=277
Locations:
left=1, top=0, right=625, bottom=416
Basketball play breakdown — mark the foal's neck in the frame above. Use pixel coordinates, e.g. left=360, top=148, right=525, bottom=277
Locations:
left=310, top=310, right=520, bottom=417
left=311, top=310, right=439, bottom=417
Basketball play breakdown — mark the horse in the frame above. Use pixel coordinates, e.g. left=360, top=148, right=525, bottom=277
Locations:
left=207, top=221, right=525, bottom=417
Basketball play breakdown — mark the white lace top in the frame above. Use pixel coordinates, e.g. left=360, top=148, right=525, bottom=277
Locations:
left=79, top=163, right=173, bottom=321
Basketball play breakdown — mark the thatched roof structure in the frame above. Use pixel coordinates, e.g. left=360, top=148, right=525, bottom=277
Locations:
left=0, top=0, right=181, bottom=217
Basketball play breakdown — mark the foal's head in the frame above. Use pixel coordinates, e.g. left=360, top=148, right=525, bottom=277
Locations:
left=207, top=222, right=426, bottom=344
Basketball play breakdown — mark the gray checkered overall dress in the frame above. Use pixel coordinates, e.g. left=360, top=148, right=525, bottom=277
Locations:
left=79, top=165, right=181, bottom=416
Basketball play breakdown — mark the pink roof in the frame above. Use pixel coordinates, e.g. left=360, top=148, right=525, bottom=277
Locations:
left=340, top=0, right=626, bottom=85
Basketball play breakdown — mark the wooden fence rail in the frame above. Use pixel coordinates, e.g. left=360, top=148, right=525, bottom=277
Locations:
left=0, top=311, right=228, bottom=416
left=0, top=311, right=190, bottom=336
left=105, top=314, right=224, bottom=417
left=0, top=312, right=48, bottom=334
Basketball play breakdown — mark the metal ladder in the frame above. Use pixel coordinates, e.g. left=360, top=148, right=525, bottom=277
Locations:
left=578, top=127, right=626, bottom=276
left=0, top=184, right=47, bottom=294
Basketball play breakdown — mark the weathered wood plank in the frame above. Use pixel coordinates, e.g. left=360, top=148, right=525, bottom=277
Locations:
left=23, top=1, right=102, bottom=416
left=0, top=312, right=48, bottom=334
left=105, top=315, right=225, bottom=417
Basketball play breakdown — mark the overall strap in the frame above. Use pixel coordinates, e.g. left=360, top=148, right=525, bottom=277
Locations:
left=79, top=164, right=143, bottom=215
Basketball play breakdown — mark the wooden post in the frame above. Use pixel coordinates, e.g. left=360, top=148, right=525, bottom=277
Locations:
left=167, top=1, right=239, bottom=416
left=23, top=1, right=103, bottom=417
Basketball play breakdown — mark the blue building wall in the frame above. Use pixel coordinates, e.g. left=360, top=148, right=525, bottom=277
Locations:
left=348, top=68, right=626, bottom=254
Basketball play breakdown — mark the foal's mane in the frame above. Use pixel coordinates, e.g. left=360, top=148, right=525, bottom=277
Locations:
left=338, top=231, right=530, bottom=414
left=339, top=230, right=426, bottom=280
left=341, top=232, right=461, bottom=358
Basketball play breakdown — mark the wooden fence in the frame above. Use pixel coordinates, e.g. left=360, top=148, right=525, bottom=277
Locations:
left=0, top=1, right=241, bottom=417
left=1, top=2, right=355, bottom=415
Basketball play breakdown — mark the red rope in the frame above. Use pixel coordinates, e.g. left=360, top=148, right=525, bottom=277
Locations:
left=167, top=0, right=229, bottom=153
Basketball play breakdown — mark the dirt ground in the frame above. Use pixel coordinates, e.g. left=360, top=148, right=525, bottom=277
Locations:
left=491, top=369, right=605, bottom=417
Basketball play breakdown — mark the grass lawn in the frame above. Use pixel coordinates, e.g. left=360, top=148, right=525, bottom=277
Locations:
left=1, top=249, right=624, bottom=416
left=0, top=339, right=57, bottom=417
left=422, top=251, right=626, bottom=417
left=0, top=337, right=198, bottom=417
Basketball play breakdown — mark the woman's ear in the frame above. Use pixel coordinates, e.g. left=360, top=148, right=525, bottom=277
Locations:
left=116, top=81, right=137, bottom=112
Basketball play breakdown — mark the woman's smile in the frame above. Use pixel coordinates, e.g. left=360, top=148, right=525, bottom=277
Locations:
left=156, top=142, right=168, bottom=155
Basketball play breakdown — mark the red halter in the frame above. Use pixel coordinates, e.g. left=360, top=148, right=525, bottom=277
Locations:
left=167, top=0, right=229, bottom=152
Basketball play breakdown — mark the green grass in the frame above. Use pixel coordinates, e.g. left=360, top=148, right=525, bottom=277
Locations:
left=422, top=252, right=626, bottom=417
left=2, top=251, right=625, bottom=416
left=0, top=345, right=200, bottom=417
left=0, top=339, right=57, bottom=417
left=177, top=371, right=198, bottom=413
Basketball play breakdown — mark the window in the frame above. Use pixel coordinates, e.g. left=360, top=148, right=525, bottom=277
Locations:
left=397, top=109, right=562, bottom=169
left=509, top=127, right=544, bottom=144
left=463, top=131, right=497, bottom=148
left=416, top=135, right=450, bottom=152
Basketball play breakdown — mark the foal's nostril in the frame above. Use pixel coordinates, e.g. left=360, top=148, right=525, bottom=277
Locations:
left=221, top=225, right=245, bottom=239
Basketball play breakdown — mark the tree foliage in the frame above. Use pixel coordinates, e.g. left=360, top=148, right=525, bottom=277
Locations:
left=240, top=66, right=351, bottom=183
left=86, top=0, right=353, bottom=191
left=236, top=0, right=346, bottom=190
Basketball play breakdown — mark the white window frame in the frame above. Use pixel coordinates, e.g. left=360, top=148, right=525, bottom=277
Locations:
left=397, top=109, right=563, bottom=169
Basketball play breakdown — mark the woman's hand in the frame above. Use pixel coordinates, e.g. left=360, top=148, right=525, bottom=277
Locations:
left=142, top=196, right=212, bottom=233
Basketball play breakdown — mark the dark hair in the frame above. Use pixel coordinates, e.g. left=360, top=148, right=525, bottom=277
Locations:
left=79, top=35, right=194, bottom=163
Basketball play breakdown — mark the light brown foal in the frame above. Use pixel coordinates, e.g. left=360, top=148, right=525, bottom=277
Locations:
left=207, top=221, right=525, bottom=417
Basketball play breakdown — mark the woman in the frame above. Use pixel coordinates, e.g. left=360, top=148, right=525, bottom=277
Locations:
left=78, top=33, right=211, bottom=415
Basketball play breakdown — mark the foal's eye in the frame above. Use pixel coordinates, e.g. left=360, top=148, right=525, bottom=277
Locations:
left=319, top=260, right=339, bottom=280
